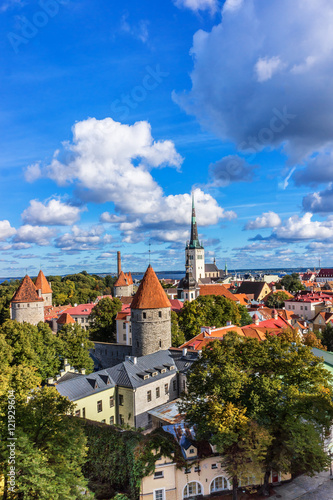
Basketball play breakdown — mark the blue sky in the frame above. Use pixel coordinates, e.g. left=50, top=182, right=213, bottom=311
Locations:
left=1, top=0, right=333, bottom=277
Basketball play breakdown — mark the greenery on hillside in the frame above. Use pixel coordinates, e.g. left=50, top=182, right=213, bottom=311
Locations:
left=181, top=332, right=333, bottom=499
left=276, top=273, right=305, bottom=293
left=178, top=295, right=253, bottom=340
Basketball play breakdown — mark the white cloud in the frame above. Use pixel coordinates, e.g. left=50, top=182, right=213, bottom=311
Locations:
left=222, top=0, right=243, bottom=13
left=25, top=162, right=42, bottom=183
left=22, top=199, right=83, bottom=226
left=0, top=221, right=16, bottom=241
left=275, top=213, right=333, bottom=241
left=255, top=56, right=284, bottom=82
left=27, top=117, right=230, bottom=244
left=245, top=211, right=282, bottom=230
left=55, top=225, right=109, bottom=251
left=176, top=0, right=333, bottom=162
left=174, top=0, right=218, bottom=13
left=13, top=225, right=55, bottom=246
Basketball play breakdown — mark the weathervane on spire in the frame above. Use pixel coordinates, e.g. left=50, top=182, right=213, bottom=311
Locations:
left=148, top=239, right=151, bottom=265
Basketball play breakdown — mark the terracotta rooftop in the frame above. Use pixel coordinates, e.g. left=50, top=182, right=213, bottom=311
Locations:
left=114, top=271, right=133, bottom=287
left=35, top=270, right=52, bottom=294
left=199, top=284, right=238, bottom=302
left=11, top=275, right=44, bottom=303
left=57, top=312, right=75, bottom=325
left=131, top=265, right=171, bottom=310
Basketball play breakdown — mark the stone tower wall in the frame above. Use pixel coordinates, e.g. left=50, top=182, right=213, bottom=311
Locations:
left=114, top=284, right=133, bottom=297
left=10, top=301, right=44, bottom=325
left=131, top=307, right=171, bottom=357
left=42, top=292, right=52, bottom=305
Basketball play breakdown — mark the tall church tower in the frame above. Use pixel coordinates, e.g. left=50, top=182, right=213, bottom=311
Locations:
left=185, top=194, right=205, bottom=282
left=131, top=265, right=171, bottom=357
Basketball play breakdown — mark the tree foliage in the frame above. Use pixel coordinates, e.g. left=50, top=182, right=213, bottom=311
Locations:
left=276, top=273, right=305, bottom=293
left=266, top=291, right=292, bottom=309
left=89, top=297, right=122, bottom=342
left=178, top=295, right=252, bottom=340
left=181, top=333, right=333, bottom=496
left=322, top=323, right=333, bottom=351
left=57, top=323, right=94, bottom=374
left=171, top=311, right=185, bottom=347
left=0, top=387, right=93, bottom=500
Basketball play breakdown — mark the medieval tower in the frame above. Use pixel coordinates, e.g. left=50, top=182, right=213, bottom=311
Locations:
left=113, top=251, right=134, bottom=297
left=35, top=270, right=53, bottom=305
left=185, top=194, right=205, bottom=282
left=10, top=275, right=45, bottom=325
left=131, top=265, right=171, bottom=357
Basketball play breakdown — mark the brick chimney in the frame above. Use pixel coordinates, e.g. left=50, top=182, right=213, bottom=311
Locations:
left=117, top=251, right=121, bottom=276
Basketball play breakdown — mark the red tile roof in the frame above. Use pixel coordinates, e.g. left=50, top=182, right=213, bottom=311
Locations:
left=114, top=271, right=133, bottom=287
left=35, top=270, right=52, bottom=294
left=44, top=304, right=71, bottom=320
left=199, top=284, right=238, bottom=302
left=11, top=275, right=44, bottom=303
left=57, top=312, right=75, bottom=325
left=131, top=265, right=171, bottom=310
left=65, top=303, right=95, bottom=316
left=169, top=299, right=184, bottom=313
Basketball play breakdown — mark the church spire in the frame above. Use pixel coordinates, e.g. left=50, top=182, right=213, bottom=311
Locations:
left=189, top=192, right=203, bottom=249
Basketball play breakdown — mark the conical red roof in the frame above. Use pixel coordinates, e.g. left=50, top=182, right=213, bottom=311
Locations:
left=131, top=265, right=171, bottom=310
left=35, top=270, right=52, bottom=294
left=57, top=312, right=75, bottom=325
left=11, top=275, right=44, bottom=303
left=114, top=271, right=129, bottom=287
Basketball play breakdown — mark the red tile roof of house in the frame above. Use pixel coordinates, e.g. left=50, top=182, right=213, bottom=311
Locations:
left=131, top=265, right=171, bottom=310
left=199, top=284, right=238, bottom=302
left=44, top=304, right=71, bottom=320
left=11, top=275, right=44, bottom=303
left=35, top=270, right=52, bottom=294
left=169, top=299, right=184, bottom=313
left=114, top=271, right=133, bottom=287
left=57, top=312, right=75, bottom=325
left=65, top=303, right=95, bottom=316
left=233, top=293, right=249, bottom=305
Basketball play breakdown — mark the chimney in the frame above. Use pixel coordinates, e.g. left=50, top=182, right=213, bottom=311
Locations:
left=47, top=377, right=54, bottom=385
left=226, top=321, right=232, bottom=326
left=37, top=289, right=42, bottom=297
left=80, top=368, right=86, bottom=375
left=182, top=348, right=188, bottom=357
left=117, top=251, right=121, bottom=276
left=272, top=309, right=278, bottom=320
left=272, top=285, right=276, bottom=292
left=133, top=356, right=137, bottom=364
left=253, top=314, right=260, bottom=325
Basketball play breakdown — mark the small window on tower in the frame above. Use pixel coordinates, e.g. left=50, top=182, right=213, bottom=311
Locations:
left=143, top=312, right=146, bottom=319
left=159, top=340, right=162, bottom=348
left=159, top=311, right=162, bottom=318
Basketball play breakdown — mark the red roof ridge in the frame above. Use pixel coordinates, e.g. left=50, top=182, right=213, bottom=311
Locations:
left=131, top=265, right=171, bottom=310
left=35, top=270, right=52, bottom=294
left=11, top=275, right=44, bottom=303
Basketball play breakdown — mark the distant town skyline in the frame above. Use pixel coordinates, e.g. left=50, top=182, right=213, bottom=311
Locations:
left=1, top=0, right=333, bottom=277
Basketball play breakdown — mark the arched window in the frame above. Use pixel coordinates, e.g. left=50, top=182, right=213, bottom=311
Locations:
left=210, top=476, right=229, bottom=493
left=183, top=481, right=202, bottom=498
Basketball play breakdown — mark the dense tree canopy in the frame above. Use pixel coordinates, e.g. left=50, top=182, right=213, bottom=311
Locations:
left=276, top=273, right=305, bottom=293
left=266, top=291, right=292, bottom=309
left=178, top=295, right=253, bottom=340
left=89, top=297, right=122, bottom=342
left=322, top=324, right=333, bottom=352
left=181, top=333, right=333, bottom=496
left=57, top=323, right=94, bottom=374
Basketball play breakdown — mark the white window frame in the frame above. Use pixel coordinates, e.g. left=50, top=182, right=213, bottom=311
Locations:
left=183, top=481, right=203, bottom=498
left=210, top=476, right=229, bottom=493
left=154, top=488, right=165, bottom=500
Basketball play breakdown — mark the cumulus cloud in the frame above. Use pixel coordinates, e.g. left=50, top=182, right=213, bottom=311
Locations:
left=245, top=211, right=282, bottom=230
left=302, top=185, right=333, bottom=213
left=208, top=155, right=258, bottom=187
left=174, top=0, right=218, bottom=13
left=274, top=213, right=333, bottom=242
left=55, top=225, right=111, bottom=251
left=22, top=199, right=83, bottom=226
left=0, top=221, right=16, bottom=241
left=176, top=0, right=333, bottom=162
left=13, top=225, right=56, bottom=246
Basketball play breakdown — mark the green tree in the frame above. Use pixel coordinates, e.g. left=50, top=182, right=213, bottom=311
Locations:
left=181, top=333, right=333, bottom=496
left=89, top=297, right=122, bottom=342
left=277, top=273, right=305, bottom=293
left=1, top=387, right=93, bottom=500
left=266, top=291, right=292, bottom=309
left=57, top=323, right=94, bottom=373
left=322, top=323, right=333, bottom=351
left=171, top=311, right=185, bottom=347
left=0, top=320, right=62, bottom=381
left=303, top=331, right=326, bottom=350
left=238, top=304, right=253, bottom=326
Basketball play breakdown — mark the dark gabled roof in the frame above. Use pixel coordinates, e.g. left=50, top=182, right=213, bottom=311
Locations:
left=236, top=281, right=268, bottom=301
left=205, top=264, right=219, bottom=273
left=106, top=350, right=177, bottom=389
left=54, top=372, right=83, bottom=384
left=55, top=370, right=115, bottom=401
left=169, top=348, right=200, bottom=373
